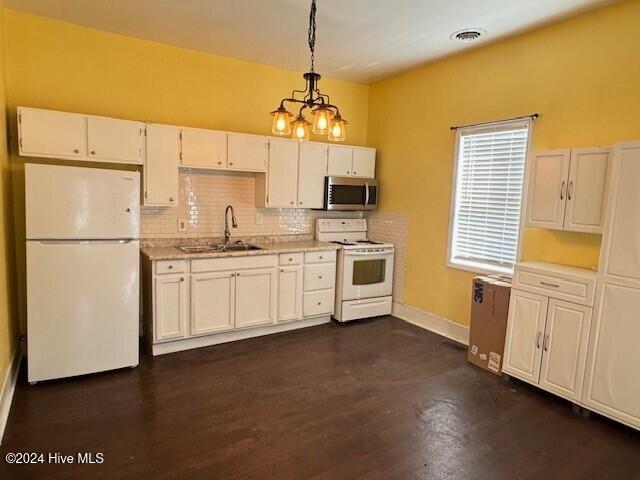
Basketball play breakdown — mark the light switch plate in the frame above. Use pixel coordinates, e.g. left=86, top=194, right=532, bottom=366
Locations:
left=177, top=219, right=188, bottom=232
left=256, top=212, right=264, bottom=225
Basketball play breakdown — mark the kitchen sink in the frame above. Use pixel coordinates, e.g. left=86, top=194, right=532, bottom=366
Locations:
left=176, top=244, right=262, bottom=254
left=222, top=244, right=262, bottom=252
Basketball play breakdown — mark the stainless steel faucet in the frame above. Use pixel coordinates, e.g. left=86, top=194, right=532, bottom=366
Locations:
left=224, top=205, right=238, bottom=244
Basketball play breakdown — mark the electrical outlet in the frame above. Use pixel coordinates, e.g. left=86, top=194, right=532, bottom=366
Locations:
left=177, top=219, right=188, bottom=232
left=256, top=211, right=264, bottom=225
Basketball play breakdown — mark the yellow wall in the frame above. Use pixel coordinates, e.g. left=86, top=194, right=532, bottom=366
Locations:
left=0, top=4, right=19, bottom=394
left=368, top=0, right=640, bottom=326
left=2, top=9, right=370, bottom=329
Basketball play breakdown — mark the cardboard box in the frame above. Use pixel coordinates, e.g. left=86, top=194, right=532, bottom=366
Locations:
left=467, top=275, right=512, bottom=375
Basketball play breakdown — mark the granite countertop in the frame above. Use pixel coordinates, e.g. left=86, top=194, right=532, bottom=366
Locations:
left=141, top=240, right=340, bottom=261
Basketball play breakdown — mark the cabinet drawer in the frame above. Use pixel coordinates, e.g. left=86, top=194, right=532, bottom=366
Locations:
left=191, top=255, right=277, bottom=273
left=513, top=263, right=597, bottom=306
left=304, top=250, right=336, bottom=264
left=304, top=263, right=336, bottom=291
left=156, top=260, right=188, bottom=274
left=303, top=289, right=334, bottom=317
left=279, top=252, right=302, bottom=266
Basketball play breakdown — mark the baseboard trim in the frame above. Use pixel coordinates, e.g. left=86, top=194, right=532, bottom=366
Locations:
left=152, top=315, right=332, bottom=356
left=392, top=302, right=469, bottom=345
left=0, top=346, right=22, bottom=446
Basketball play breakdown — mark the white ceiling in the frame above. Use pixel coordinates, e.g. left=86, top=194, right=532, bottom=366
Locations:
left=7, top=0, right=612, bottom=83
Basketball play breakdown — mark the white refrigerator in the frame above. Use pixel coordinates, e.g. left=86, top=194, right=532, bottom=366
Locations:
left=26, top=163, right=140, bottom=383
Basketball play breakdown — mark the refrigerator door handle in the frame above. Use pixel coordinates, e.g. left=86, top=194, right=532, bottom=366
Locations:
left=33, top=239, right=136, bottom=245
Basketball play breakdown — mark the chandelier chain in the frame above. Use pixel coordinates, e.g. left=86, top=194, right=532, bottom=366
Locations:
left=308, top=0, right=317, bottom=72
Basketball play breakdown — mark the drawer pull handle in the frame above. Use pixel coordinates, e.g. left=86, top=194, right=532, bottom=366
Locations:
left=289, top=258, right=293, bottom=261
left=317, top=302, right=322, bottom=306
left=168, top=265, right=173, bottom=269
left=536, top=332, right=542, bottom=349
left=540, top=281, right=560, bottom=288
left=318, top=275, right=323, bottom=279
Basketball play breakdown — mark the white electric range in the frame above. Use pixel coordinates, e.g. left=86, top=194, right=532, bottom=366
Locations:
left=316, top=218, right=394, bottom=322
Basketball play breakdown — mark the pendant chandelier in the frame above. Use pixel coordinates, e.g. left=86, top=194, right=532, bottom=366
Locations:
left=270, top=0, right=347, bottom=142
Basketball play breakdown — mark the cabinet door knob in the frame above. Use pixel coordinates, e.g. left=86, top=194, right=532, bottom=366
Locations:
left=290, top=201, right=294, bottom=205
left=126, top=208, right=131, bottom=212
left=318, top=275, right=323, bottom=279
left=229, top=162, right=234, bottom=166
left=90, top=150, right=96, bottom=155
left=299, top=202, right=303, bottom=205
left=317, top=302, right=322, bottom=306
left=169, top=197, right=174, bottom=202
left=180, top=277, right=184, bottom=282
left=319, top=256, right=323, bottom=260
left=73, top=148, right=80, bottom=154
left=346, top=171, right=350, bottom=174
left=236, top=272, right=240, bottom=276
left=280, top=269, right=284, bottom=272
left=218, top=161, right=222, bottom=165
left=354, top=171, right=357, bottom=174
left=289, top=258, right=293, bottom=261
left=168, top=265, right=173, bottom=269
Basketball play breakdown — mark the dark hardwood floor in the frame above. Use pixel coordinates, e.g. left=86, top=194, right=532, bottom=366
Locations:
left=1, top=316, right=638, bottom=479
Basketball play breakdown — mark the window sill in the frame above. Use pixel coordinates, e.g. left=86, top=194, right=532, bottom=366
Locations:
left=447, top=259, right=513, bottom=277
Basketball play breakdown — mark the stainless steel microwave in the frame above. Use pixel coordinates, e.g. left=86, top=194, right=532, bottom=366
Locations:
left=324, top=176, right=378, bottom=211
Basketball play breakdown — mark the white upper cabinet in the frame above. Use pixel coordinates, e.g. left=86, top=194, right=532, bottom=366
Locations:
left=352, top=147, right=376, bottom=178
left=563, top=147, right=611, bottom=233
left=18, top=107, right=86, bottom=160
left=526, top=149, right=571, bottom=230
left=18, top=107, right=144, bottom=165
left=227, top=133, right=268, bottom=172
left=600, top=142, right=640, bottom=283
left=266, top=138, right=299, bottom=208
left=327, top=145, right=353, bottom=176
left=297, top=142, right=328, bottom=209
left=87, top=116, right=144, bottom=165
left=327, top=145, right=376, bottom=178
left=526, top=147, right=611, bottom=233
left=144, top=123, right=180, bottom=207
left=180, top=127, right=227, bottom=169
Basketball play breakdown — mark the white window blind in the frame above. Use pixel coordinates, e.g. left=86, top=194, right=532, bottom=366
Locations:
left=449, top=121, right=530, bottom=274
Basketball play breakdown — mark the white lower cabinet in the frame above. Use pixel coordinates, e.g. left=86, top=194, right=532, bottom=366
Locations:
left=235, top=268, right=277, bottom=328
left=154, top=274, right=189, bottom=342
left=503, top=290, right=547, bottom=384
left=504, top=289, right=591, bottom=401
left=190, top=271, right=235, bottom=335
left=278, top=266, right=303, bottom=322
left=538, top=299, right=591, bottom=401
left=147, top=250, right=337, bottom=354
left=504, top=262, right=598, bottom=404
left=582, top=282, right=640, bottom=429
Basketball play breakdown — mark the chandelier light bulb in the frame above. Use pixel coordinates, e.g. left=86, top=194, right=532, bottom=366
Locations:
left=291, top=114, right=311, bottom=142
left=270, top=107, right=293, bottom=136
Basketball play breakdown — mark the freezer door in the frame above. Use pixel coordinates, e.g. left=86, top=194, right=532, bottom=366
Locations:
left=25, top=163, right=140, bottom=239
left=27, top=240, right=140, bottom=382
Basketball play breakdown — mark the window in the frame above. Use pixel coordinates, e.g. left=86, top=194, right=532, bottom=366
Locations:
left=448, top=120, right=531, bottom=274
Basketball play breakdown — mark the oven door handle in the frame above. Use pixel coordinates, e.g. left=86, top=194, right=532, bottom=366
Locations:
left=364, top=181, right=370, bottom=208
left=345, top=250, right=393, bottom=256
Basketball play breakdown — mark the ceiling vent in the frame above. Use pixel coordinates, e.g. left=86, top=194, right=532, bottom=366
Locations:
left=450, top=29, right=486, bottom=42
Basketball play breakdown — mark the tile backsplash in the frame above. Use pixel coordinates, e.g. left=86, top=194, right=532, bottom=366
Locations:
left=141, top=169, right=361, bottom=238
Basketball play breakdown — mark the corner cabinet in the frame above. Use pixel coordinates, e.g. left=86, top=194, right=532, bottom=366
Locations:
left=142, top=249, right=336, bottom=356
left=526, top=147, right=611, bottom=233
left=503, top=262, right=597, bottom=402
